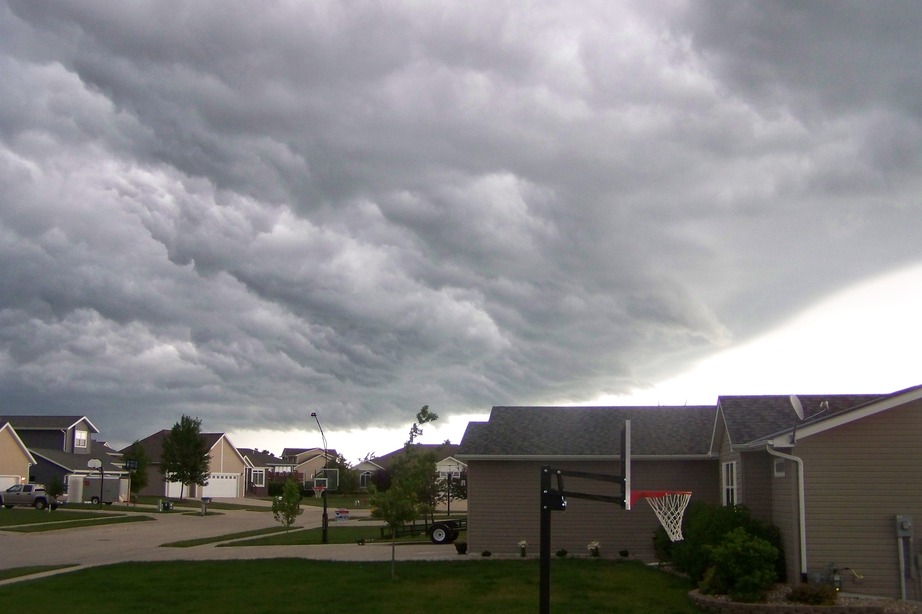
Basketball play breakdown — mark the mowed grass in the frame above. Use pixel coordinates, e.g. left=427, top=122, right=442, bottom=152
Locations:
left=0, top=558, right=698, bottom=613
left=0, top=509, right=117, bottom=527
left=223, top=524, right=436, bottom=546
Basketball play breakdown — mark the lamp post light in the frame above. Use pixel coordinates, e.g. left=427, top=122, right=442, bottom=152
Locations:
left=310, top=411, right=329, bottom=545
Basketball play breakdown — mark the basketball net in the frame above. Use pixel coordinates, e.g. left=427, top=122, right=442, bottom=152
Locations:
left=313, top=486, right=326, bottom=499
left=634, top=491, right=691, bottom=542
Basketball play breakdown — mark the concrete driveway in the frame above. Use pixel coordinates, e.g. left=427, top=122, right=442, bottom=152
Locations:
left=0, top=500, right=462, bottom=585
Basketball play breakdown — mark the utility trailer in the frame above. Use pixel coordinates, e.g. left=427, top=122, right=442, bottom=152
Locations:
left=379, top=518, right=467, bottom=544
left=67, top=475, right=128, bottom=505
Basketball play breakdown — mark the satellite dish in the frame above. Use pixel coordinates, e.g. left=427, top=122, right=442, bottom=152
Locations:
left=789, top=395, right=804, bottom=421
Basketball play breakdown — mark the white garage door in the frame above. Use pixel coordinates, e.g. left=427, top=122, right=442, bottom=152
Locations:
left=166, top=481, right=185, bottom=498
left=0, top=476, right=21, bottom=490
left=203, top=473, right=238, bottom=498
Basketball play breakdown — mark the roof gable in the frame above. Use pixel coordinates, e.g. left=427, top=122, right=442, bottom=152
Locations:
left=0, top=422, right=38, bottom=465
left=718, top=393, right=888, bottom=447
left=0, top=415, right=99, bottom=434
left=237, top=448, right=286, bottom=467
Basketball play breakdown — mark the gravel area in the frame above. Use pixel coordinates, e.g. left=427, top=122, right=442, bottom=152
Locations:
left=762, top=585, right=922, bottom=613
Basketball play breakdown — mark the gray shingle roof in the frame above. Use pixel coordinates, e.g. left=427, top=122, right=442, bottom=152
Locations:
left=238, top=448, right=286, bottom=466
left=718, top=394, right=886, bottom=445
left=373, top=443, right=462, bottom=468
left=458, top=405, right=715, bottom=458
left=31, top=448, right=124, bottom=473
left=0, top=415, right=99, bottom=433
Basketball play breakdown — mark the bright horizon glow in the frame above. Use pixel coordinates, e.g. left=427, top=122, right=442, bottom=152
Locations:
left=228, top=262, right=922, bottom=463
left=592, top=262, right=922, bottom=406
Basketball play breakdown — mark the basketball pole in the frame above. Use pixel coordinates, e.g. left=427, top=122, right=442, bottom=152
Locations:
left=310, top=411, right=329, bottom=545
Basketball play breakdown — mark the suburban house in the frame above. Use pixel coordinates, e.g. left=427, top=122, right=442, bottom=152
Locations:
left=0, top=415, right=127, bottom=492
left=458, top=384, right=922, bottom=601
left=0, top=422, right=37, bottom=489
left=281, top=447, right=337, bottom=490
left=237, top=448, right=295, bottom=497
left=128, top=430, right=246, bottom=499
left=353, top=457, right=385, bottom=491
left=365, top=443, right=466, bottom=485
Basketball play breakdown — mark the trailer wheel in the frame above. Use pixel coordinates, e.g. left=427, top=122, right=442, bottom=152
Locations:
left=430, top=523, right=452, bottom=544
left=34, top=499, right=47, bottom=510
left=91, top=496, right=100, bottom=505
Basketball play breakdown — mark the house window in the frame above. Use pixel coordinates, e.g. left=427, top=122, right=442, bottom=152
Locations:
left=722, top=461, right=738, bottom=506
left=252, top=470, right=265, bottom=487
left=75, top=429, right=88, bottom=448
left=773, top=458, right=786, bottom=478
left=360, top=471, right=373, bottom=489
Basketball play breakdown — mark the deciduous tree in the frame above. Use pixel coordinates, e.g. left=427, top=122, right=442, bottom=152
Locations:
left=122, top=440, right=150, bottom=495
left=272, top=477, right=303, bottom=531
left=160, top=415, right=210, bottom=500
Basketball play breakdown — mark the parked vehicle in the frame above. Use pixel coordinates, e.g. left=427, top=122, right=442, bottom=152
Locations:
left=67, top=475, right=126, bottom=505
left=0, top=483, right=62, bottom=510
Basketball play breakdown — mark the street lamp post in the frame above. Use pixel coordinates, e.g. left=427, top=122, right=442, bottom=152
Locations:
left=310, top=412, right=329, bottom=544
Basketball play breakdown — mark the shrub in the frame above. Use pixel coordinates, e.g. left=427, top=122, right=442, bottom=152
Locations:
left=618, top=549, right=630, bottom=558
left=481, top=550, right=492, bottom=557
left=556, top=549, right=568, bottom=558
left=787, top=583, right=838, bottom=606
left=655, top=503, right=785, bottom=584
left=704, top=527, right=778, bottom=603
left=267, top=481, right=285, bottom=497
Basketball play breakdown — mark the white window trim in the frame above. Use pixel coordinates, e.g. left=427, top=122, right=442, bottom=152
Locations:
left=773, top=457, right=786, bottom=478
left=75, top=429, right=88, bottom=449
left=722, top=460, right=738, bottom=506
left=252, top=469, right=265, bottom=487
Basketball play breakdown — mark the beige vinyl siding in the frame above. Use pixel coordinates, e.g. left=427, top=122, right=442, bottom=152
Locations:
left=467, top=458, right=717, bottom=560
left=741, top=452, right=772, bottom=519
left=0, top=426, right=30, bottom=482
left=769, top=455, right=801, bottom=583
left=795, top=399, right=922, bottom=599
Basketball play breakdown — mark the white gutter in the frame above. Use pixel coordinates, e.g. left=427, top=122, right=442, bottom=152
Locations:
left=766, top=445, right=808, bottom=582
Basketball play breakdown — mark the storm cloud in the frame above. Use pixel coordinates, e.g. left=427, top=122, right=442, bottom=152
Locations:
left=1, top=1, right=920, bottom=446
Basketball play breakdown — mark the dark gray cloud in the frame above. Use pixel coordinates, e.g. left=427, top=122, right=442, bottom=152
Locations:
left=1, top=1, right=921, bottom=446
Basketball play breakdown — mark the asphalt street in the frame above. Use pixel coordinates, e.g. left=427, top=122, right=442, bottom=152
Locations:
left=0, top=499, right=461, bottom=585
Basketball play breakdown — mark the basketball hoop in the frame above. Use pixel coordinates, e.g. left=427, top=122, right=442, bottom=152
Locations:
left=632, top=491, right=691, bottom=542
left=313, top=486, right=326, bottom=499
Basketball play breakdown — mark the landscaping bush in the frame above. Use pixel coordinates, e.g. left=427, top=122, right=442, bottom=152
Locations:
left=267, top=482, right=285, bottom=497
left=699, top=527, right=778, bottom=603
left=787, top=583, right=838, bottom=606
left=654, top=503, right=785, bottom=584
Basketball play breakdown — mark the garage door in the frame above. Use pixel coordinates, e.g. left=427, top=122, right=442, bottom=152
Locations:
left=165, top=481, right=186, bottom=498
left=203, top=473, right=238, bottom=498
left=0, top=476, right=21, bottom=490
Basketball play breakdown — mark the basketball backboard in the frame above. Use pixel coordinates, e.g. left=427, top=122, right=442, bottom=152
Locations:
left=313, top=468, right=339, bottom=491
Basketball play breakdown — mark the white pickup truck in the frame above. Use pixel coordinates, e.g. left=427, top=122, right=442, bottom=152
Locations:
left=0, top=483, right=62, bottom=510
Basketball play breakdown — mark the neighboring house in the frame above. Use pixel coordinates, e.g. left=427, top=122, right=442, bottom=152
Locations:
left=0, top=422, right=37, bottom=489
left=238, top=448, right=294, bottom=496
left=359, top=443, right=467, bottom=499
left=128, top=430, right=246, bottom=499
left=282, top=447, right=337, bottom=489
left=458, top=385, right=922, bottom=600
left=353, top=457, right=385, bottom=491
left=0, top=415, right=126, bottom=488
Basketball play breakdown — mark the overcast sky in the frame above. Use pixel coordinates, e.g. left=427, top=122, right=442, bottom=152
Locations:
left=2, top=2, right=921, bottom=462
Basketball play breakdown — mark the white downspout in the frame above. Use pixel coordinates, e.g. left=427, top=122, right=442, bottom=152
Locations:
left=767, top=445, right=808, bottom=582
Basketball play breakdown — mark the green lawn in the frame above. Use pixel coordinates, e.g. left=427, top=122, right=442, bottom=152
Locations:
left=0, top=559, right=700, bottom=613
left=0, top=509, right=118, bottom=527
left=5, top=515, right=155, bottom=532
left=222, top=524, right=447, bottom=546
